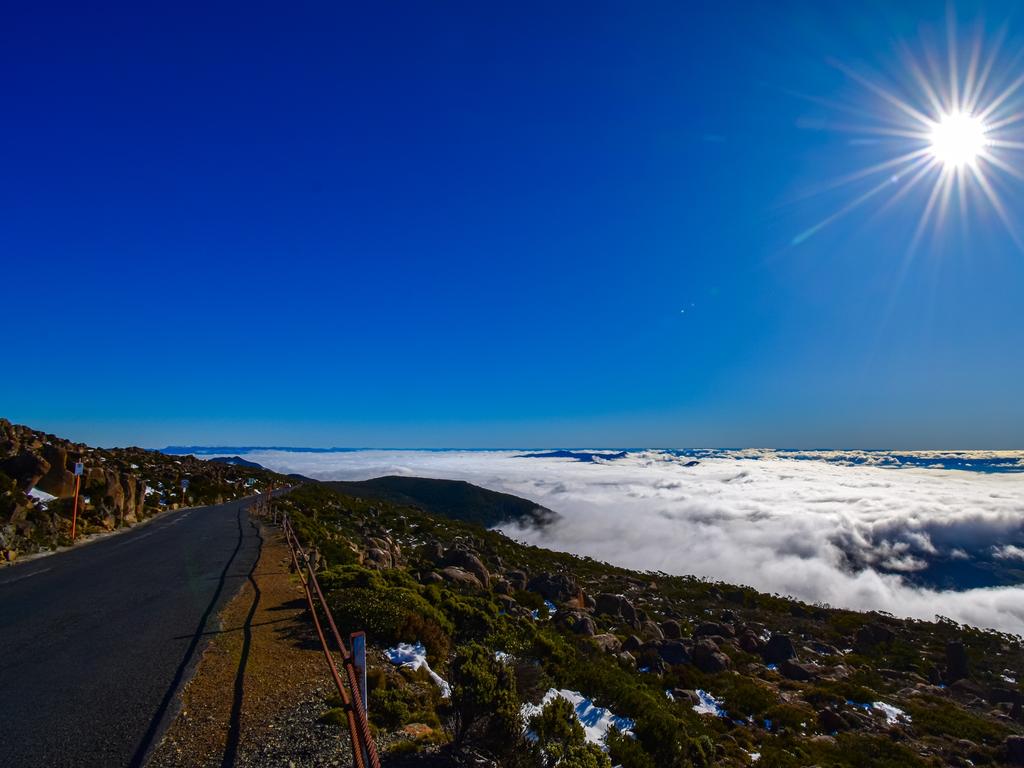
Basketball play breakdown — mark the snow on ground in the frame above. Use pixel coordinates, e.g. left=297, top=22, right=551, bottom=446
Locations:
left=521, top=688, right=635, bottom=746
left=847, top=700, right=910, bottom=724
left=385, top=642, right=451, bottom=698
left=28, top=488, right=56, bottom=503
left=693, top=689, right=727, bottom=718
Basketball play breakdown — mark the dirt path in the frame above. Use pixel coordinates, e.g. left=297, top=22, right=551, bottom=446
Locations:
left=148, top=519, right=354, bottom=768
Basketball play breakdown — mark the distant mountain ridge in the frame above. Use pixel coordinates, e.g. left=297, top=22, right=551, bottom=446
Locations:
left=322, top=475, right=557, bottom=529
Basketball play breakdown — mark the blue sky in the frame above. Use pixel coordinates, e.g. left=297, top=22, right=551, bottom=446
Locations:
left=4, top=1, right=1023, bottom=448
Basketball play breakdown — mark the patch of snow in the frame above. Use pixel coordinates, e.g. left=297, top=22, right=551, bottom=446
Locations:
left=872, top=701, right=909, bottom=724
left=145, top=486, right=157, bottom=496
left=28, top=488, right=56, bottom=503
left=385, top=642, right=451, bottom=698
left=847, top=700, right=910, bottom=725
left=1002, top=673, right=1017, bottom=684
left=693, top=689, right=727, bottom=718
left=521, top=688, right=635, bottom=747
left=494, top=651, right=512, bottom=663
left=664, top=690, right=675, bottom=701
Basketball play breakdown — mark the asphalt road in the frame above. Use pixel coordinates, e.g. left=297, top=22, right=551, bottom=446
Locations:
left=0, top=497, right=263, bottom=767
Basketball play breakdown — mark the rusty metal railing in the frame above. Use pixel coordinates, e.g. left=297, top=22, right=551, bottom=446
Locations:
left=277, top=510, right=381, bottom=768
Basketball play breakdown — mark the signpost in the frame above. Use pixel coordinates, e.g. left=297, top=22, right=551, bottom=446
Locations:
left=71, top=461, right=84, bottom=541
left=350, top=631, right=369, bottom=767
left=180, top=477, right=189, bottom=507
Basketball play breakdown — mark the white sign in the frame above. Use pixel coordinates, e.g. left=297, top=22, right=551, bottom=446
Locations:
left=351, top=631, right=368, bottom=714
left=74, top=462, right=84, bottom=476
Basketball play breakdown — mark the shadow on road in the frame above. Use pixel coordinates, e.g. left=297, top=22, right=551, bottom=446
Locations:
left=128, top=507, right=248, bottom=768
left=221, top=520, right=264, bottom=768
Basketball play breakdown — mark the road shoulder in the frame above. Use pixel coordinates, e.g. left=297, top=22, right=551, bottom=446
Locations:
left=148, top=520, right=352, bottom=768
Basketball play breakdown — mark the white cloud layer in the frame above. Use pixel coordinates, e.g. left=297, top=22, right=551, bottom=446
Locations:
left=223, top=449, right=1024, bottom=634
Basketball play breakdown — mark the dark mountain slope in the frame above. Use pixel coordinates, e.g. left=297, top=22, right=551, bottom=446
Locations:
left=323, top=475, right=556, bottom=528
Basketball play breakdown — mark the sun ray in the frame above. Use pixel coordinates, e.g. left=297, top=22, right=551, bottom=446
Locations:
left=947, top=6, right=960, bottom=111
left=908, top=171, right=948, bottom=255
left=787, top=148, right=932, bottom=205
left=969, top=163, right=1024, bottom=249
left=964, top=25, right=1007, bottom=113
left=796, top=16, right=1023, bottom=252
left=979, top=151, right=1024, bottom=182
left=874, top=157, right=940, bottom=216
left=829, top=59, right=934, bottom=128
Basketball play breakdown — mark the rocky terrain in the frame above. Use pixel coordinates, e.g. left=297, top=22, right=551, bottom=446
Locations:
left=271, top=483, right=1024, bottom=767
left=0, top=419, right=287, bottom=562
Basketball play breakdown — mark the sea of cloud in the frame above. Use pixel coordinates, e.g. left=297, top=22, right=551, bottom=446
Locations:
left=219, top=448, right=1024, bottom=634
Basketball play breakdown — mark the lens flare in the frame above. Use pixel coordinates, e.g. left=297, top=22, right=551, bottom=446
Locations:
left=794, top=14, right=1024, bottom=251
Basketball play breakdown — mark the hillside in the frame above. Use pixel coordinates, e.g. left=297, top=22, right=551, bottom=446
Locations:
left=323, top=475, right=558, bottom=528
left=0, top=419, right=288, bottom=561
left=271, top=483, right=1024, bottom=767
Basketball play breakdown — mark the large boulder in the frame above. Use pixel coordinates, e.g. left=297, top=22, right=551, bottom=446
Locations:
left=0, top=452, right=50, bottom=492
left=762, top=634, right=797, bottom=664
left=595, top=593, right=640, bottom=625
left=659, top=640, right=691, bottom=666
left=505, top=570, right=528, bottom=591
left=739, top=630, right=762, bottom=654
left=591, top=634, right=622, bottom=654
left=573, top=616, right=597, bottom=636
left=818, top=709, right=846, bottom=733
left=693, top=639, right=731, bottom=673
left=780, top=659, right=818, bottom=681
left=661, top=620, right=683, bottom=639
left=527, top=572, right=579, bottom=603
left=439, top=566, right=482, bottom=590
left=947, top=641, right=969, bottom=682
left=641, top=620, right=664, bottom=641
left=442, top=549, right=489, bottom=588
left=1006, top=735, right=1024, bottom=765
left=696, top=621, right=735, bottom=638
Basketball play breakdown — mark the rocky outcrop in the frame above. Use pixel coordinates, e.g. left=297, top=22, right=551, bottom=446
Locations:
left=762, top=633, right=797, bottom=664
left=693, top=639, right=731, bottom=673
left=439, top=566, right=483, bottom=590
left=527, top=571, right=580, bottom=604
left=0, top=418, right=283, bottom=558
left=442, top=548, right=489, bottom=588
left=594, top=593, right=641, bottom=626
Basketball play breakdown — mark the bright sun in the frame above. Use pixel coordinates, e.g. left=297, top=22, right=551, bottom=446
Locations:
left=929, top=112, right=988, bottom=169
left=795, top=19, right=1024, bottom=251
